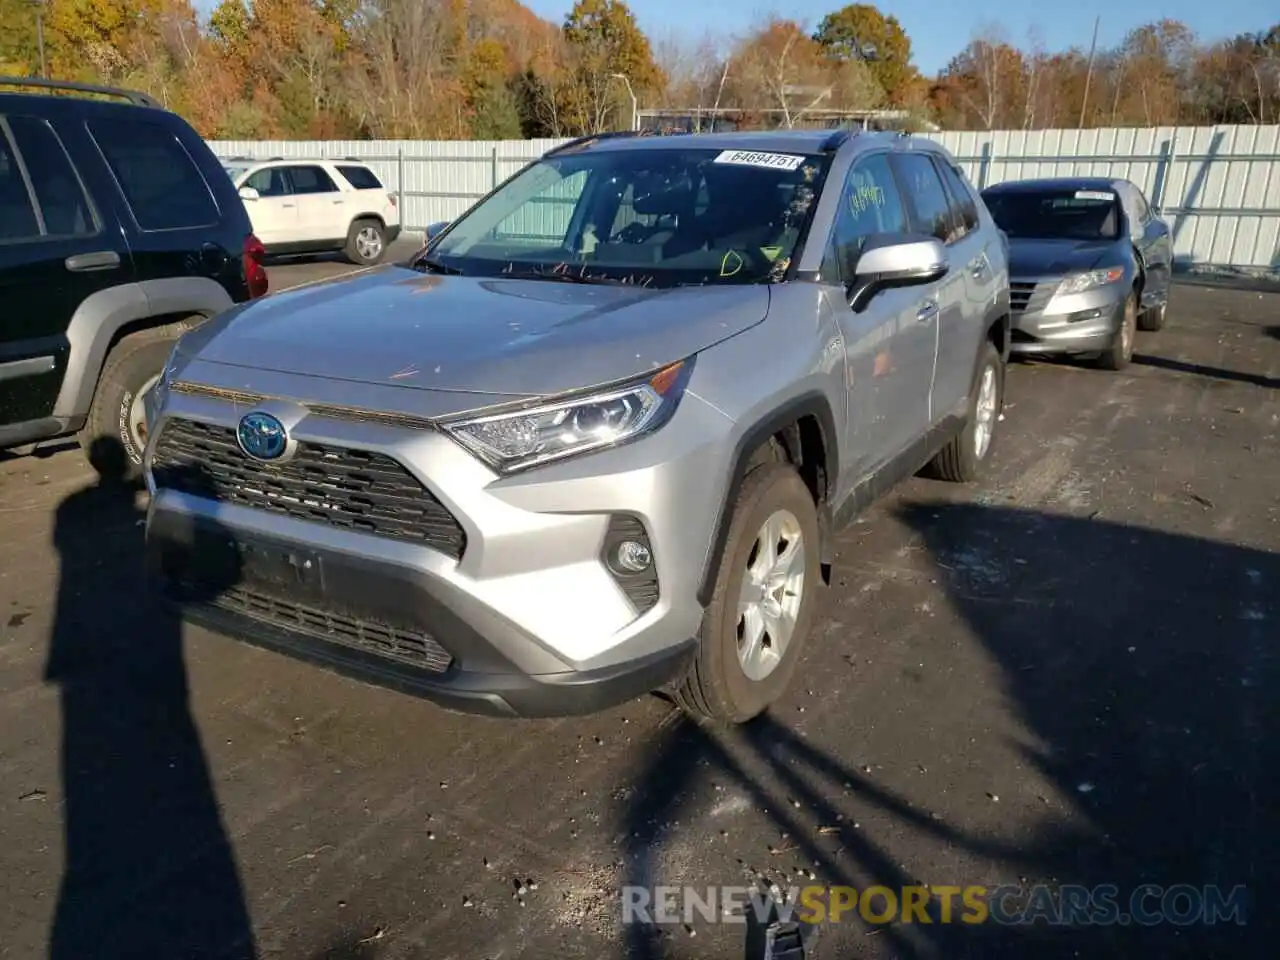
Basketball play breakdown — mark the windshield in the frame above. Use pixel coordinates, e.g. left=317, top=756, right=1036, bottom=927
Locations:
left=222, top=164, right=250, bottom=182
left=420, top=147, right=832, bottom=287
left=983, top=188, right=1121, bottom=241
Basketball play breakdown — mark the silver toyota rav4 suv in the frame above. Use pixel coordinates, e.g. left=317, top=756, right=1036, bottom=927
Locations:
left=144, top=129, right=1011, bottom=723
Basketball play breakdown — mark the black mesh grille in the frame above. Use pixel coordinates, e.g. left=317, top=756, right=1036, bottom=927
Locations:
left=602, top=514, right=659, bottom=615
left=151, top=418, right=466, bottom=559
left=173, top=581, right=453, bottom=673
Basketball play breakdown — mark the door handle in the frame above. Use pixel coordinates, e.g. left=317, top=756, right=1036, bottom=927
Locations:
left=281, top=203, right=295, bottom=208
left=65, top=250, right=120, bottom=272
left=917, top=300, right=939, bottom=322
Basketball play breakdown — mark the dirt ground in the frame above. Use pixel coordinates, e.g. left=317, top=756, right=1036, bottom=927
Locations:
left=1, top=271, right=1277, bottom=960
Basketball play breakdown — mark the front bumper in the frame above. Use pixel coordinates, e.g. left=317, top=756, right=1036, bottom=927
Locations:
left=1009, top=281, right=1127, bottom=356
left=143, top=379, right=731, bottom=717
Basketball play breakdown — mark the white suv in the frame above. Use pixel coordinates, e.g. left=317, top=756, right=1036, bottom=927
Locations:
left=220, top=157, right=401, bottom=265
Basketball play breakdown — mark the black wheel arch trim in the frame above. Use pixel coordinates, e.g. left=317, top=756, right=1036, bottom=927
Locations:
left=696, top=391, right=839, bottom=607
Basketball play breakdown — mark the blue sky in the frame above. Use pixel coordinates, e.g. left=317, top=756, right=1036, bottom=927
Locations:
left=519, top=0, right=1267, bottom=75
left=191, top=1, right=1268, bottom=77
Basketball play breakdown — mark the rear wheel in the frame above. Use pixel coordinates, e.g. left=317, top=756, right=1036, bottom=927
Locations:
left=345, top=219, right=386, bottom=266
left=674, top=462, right=821, bottom=724
left=1096, top=291, right=1138, bottom=370
left=79, top=321, right=193, bottom=482
left=924, top=340, right=1003, bottom=483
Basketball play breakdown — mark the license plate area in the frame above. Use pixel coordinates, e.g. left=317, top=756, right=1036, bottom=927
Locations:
left=166, top=528, right=326, bottom=606
left=237, top=540, right=326, bottom=602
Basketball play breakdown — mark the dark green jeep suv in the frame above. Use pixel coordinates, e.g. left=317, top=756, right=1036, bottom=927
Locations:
left=0, top=77, right=267, bottom=477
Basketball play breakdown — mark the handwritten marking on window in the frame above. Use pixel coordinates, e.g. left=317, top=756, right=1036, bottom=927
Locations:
left=849, top=182, right=885, bottom=217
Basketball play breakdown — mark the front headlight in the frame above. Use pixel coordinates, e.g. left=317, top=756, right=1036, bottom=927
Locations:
left=442, top=358, right=695, bottom=474
left=1057, top=266, right=1125, bottom=296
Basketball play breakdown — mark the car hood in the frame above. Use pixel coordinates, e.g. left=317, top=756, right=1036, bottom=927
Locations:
left=1006, top=238, right=1116, bottom=278
left=175, top=266, right=771, bottom=397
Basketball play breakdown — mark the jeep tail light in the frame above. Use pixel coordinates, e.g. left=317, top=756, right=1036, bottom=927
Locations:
left=244, top=233, right=268, bottom=299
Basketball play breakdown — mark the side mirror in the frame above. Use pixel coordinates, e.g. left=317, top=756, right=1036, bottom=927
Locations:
left=848, top=235, right=948, bottom=312
left=238, top=186, right=260, bottom=202
left=424, top=221, right=449, bottom=243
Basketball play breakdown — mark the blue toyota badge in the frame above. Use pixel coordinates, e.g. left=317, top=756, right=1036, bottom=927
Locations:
left=237, top=411, right=288, bottom=461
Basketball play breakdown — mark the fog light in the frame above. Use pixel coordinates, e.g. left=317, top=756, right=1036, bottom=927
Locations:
left=614, top=540, right=652, bottom=573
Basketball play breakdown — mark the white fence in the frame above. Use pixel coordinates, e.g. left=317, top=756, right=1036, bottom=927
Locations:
left=210, top=125, right=1280, bottom=274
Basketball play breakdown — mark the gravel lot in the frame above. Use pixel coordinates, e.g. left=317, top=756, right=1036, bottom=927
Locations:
left=1, top=265, right=1277, bottom=960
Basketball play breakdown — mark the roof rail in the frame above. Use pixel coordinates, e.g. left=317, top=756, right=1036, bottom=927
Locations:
left=543, top=130, right=644, bottom=157
left=0, top=76, right=161, bottom=108
left=821, top=129, right=856, bottom=152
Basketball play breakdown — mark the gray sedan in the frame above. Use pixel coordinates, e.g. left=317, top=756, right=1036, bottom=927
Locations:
left=981, top=177, right=1173, bottom=370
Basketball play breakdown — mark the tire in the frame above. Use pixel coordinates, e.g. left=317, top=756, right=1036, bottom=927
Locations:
left=79, top=322, right=192, bottom=483
left=1096, top=291, right=1138, bottom=370
left=1138, top=298, right=1167, bottom=332
left=345, top=218, right=387, bottom=266
left=674, top=462, right=822, bottom=724
left=925, top=340, right=1004, bottom=483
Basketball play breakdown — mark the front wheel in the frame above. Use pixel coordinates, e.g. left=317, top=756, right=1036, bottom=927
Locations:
left=1096, top=291, right=1138, bottom=370
left=674, top=462, right=822, bottom=724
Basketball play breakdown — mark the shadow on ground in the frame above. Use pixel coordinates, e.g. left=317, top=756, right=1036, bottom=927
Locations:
left=44, top=439, right=258, bottom=960
left=621, top=504, right=1276, bottom=959
left=1132, top=354, right=1279, bottom=389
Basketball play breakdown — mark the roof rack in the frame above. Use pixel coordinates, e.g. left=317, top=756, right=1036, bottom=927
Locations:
left=543, top=130, right=645, bottom=157
left=0, top=76, right=161, bottom=108
left=821, top=129, right=856, bottom=152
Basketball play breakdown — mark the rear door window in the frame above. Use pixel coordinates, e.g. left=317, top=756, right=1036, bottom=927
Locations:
left=336, top=164, right=383, bottom=190
left=936, top=160, right=979, bottom=237
left=90, top=118, right=219, bottom=231
left=892, top=152, right=955, bottom=244
left=286, top=165, right=339, bottom=195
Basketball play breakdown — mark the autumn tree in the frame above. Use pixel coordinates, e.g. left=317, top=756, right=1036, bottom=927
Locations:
left=813, top=4, right=919, bottom=105
left=560, top=0, right=663, bottom=133
left=937, top=32, right=1029, bottom=129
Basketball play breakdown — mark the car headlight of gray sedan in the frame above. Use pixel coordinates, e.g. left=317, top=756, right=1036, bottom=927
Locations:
left=1056, top=266, right=1125, bottom=296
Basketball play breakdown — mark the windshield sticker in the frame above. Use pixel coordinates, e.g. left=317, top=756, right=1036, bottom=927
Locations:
left=761, top=245, right=783, bottom=261
left=1074, top=190, right=1114, bottom=201
left=720, top=250, right=745, bottom=277
left=714, top=150, right=806, bottom=171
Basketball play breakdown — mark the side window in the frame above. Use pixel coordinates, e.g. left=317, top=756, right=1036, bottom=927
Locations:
left=287, top=165, right=339, bottom=195
left=0, top=124, right=41, bottom=242
left=824, top=153, right=909, bottom=284
left=336, top=164, right=383, bottom=190
left=937, top=160, right=979, bottom=237
left=1130, top=185, right=1151, bottom=224
left=246, top=167, right=291, bottom=197
left=6, top=116, right=95, bottom=238
left=893, top=152, right=954, bottom=244
left=90, top=118, right=218, bottom=231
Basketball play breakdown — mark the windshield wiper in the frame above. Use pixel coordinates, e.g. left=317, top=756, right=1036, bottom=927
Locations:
left=501, top=265, right=633, bottom=286
left=415, top=256, right=464, bottom=275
